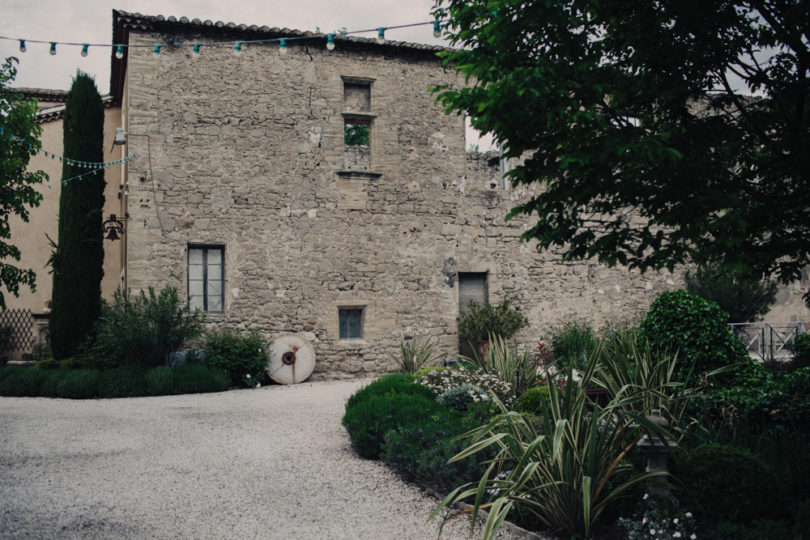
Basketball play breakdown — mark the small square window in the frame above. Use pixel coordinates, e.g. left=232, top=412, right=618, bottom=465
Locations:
left=339, top=308, right=364, bottom=339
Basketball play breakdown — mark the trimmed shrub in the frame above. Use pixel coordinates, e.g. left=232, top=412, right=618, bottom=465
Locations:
left=40, top=368, right=73, bottom=397
left=56, top=369, right=101, bottom=399
left=0, top=366, right=48, bottom=396
left=639, top=290, right=750, bottom=381
left=342, top=393, right=448, bottom=459
left=204, top=330, right=269, bottom=387
left=146, top=366, right=175, bottom=396
left=100, top=365, right=148, bottom=397
left=515, top=386, right=550, bottom=415
left=172, top=363, right=230, bottom=394
left=345, top=373, right=435, bottom=411
left=677, top=443, right=780, bottom=522
left=381, top=411, right=495, bottom=494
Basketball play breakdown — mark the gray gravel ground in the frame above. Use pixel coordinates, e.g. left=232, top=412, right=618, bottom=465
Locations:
left=0, top=379, right=539, bottom=539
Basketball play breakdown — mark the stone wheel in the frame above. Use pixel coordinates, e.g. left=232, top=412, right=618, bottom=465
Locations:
left=267, top=333, right=316, bottom=384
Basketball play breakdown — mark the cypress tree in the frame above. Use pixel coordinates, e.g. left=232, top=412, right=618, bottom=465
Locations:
left=50, top=73, right=105, bottom=359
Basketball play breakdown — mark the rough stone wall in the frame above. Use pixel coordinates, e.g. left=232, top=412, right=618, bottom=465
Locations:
left=121, top=31, right=807, bottom=379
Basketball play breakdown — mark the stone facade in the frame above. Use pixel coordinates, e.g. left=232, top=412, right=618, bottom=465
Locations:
left=110, top=12, right=808, bottom=378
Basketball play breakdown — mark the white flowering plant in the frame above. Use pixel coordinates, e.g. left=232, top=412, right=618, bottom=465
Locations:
left=617, top=494, right=698, bottom=540
left=416, top=365, right=513, bottom=407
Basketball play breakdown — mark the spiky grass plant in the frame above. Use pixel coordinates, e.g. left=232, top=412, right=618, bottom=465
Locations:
left=391, top=337, right=445, bottom=374
left=433, top=340, right=673, bottom=538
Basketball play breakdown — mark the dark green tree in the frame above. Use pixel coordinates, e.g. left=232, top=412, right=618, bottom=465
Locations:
left=0, top=57, right=48, bottom=309
left=685, top=264, right=778, bottom=322
left=433, top=1, right=810, bottom=284
left=50, top=73, right=105, bottom=359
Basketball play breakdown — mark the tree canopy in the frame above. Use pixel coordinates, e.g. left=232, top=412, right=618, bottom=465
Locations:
left=50, top=72, right=105, bottom=359
left=432, top=0, right=810, bottom=283
left=0, top=57, right=47, bottom=309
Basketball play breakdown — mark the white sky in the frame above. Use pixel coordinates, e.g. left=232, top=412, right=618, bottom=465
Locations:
left=0, top=0, right=497, bottom=149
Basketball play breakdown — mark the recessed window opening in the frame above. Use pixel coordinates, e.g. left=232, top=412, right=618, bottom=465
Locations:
left=344, top=121, right=370, bottom=146
left=339, top=307, right=364, bottom=339
left=188, top=245, right=224, bottom=312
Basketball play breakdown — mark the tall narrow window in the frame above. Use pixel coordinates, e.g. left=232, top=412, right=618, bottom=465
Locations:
left=458, top=272, right=488, bottom=356
left=342, top=77, right=375, bottom=172
left=339, top=307, right=364, bottom=339
left=188, top=246, right=224, bottom=312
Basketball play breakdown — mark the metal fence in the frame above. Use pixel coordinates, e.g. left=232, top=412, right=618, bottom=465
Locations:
left=0, top=308, right=35, bottom=354
left=729, top=322, right=805, bottom=362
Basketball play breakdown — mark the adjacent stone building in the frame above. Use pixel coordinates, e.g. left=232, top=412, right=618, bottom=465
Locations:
left=6, top=10, right=808, bottom=372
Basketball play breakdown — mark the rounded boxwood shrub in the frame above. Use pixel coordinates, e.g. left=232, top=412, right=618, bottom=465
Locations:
left=40, top=368, right=73, bottom=397
left=345, top=373, right=436, bottom=411
left=342, top=393, right=449, bottom=459
left=639, top=290, right=750, bottom=381
left=56, top=369, right=101, bottom=399
left=381, top=410, right=494, bottom=494
left=146, top=366, right=175, bottom=396
left=100, top=365, right=148, bottom=397
left=172, top=364, right=230, bottom=394
left=204, top=330, right=269, bottom=387
left=515, top=386, right=550, bottom=415
left=0, top=366, right=48, bottom=396
left=677, top=443, right=781, bottom=521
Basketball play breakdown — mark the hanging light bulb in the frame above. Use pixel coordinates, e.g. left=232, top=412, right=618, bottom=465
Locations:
left=81, top=44, right=89, bottom=57
left=18, top=40, right=26, bottom=53
left=115, top=45, right=124, bottom=59
left=49, top=42, right=57, bottom=56
left=376, top=28, right=386, bottom=44
left=326, top=34, right=335, bottom=51
left=193, top=43, right=201, bottom=54
left=234, top=41, right=243, bottom=52
left=279, top=38, right=288, bottom=55
left=433, top=20, right=441, bottom=38
left=153, top=44, right=162, bottom=55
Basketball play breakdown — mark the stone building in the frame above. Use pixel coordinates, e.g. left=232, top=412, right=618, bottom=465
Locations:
left=6, top=10, right=808, bottom=371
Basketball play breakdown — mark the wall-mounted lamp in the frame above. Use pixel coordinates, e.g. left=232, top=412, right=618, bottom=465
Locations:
left=103, top=214, right=126, bottom=241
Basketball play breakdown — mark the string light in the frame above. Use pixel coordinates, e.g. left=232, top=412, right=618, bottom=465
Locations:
left=0, top=17, right=450, bottom=58
left=0, top=126, right=136, bottom=173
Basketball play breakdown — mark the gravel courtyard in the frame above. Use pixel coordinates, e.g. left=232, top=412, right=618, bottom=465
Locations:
left=0, top=379, right=534, bottom=539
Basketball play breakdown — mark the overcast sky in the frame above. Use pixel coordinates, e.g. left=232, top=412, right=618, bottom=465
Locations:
left=0, top=0, right=498, bottom=149
left=0, top=0, right=447, bottom=91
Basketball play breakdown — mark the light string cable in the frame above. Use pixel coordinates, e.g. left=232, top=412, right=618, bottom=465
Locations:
left=0, top=126, right=137, bottom=184
left=0, top=18, right=446, bottom=56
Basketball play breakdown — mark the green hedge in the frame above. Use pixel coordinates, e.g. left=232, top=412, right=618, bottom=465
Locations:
left=204, top=330, right=269, bottom=387
left=342, top=392, right=448, bottom=459
left=0, top=364, right=230, bottom=399
left=345, top=373, right=436, bottom=411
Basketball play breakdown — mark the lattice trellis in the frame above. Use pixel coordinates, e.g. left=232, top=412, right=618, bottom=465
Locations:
left=0, top=309, right=35, bottom=352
